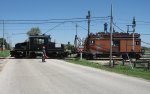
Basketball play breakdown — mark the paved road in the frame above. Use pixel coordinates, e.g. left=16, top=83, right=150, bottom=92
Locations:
left=0, top=59, right=150, bottom=94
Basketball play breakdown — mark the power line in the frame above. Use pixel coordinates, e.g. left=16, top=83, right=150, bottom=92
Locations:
left=0, top=16, right=109, bottom=21
left=117, top=18, right=150, bottom=24
left=0, top=20, right=88, bottom=24
left=44, top=22, right=65, bottom=34
left=141, top=41, right=150, bottom=45
left=113, top=23, right=126, bottom=32
left=77, top=24, right=88, bottom=31
left=12, top=33, right=27, bottom=35
left=141, top=34, right=150, bottom=35
left=2, top=17, right=150, bottom=26
left=0, top=16, right=109, bottom=24
left=0, top=20, right=86, bottom=24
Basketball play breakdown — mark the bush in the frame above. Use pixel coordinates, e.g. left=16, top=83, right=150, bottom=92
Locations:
left=0, top=50, right=10, bottom=57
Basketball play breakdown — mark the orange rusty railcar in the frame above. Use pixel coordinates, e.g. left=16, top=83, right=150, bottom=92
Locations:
left=83, top=32, right=142, bottom=59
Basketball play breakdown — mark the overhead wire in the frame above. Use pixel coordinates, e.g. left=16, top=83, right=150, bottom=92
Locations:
left=77, top=24, right=88, bottom=31
left=141, top=34, right=150, bottom=35
left=113, top=22, right=126, bottom=32
left=44, top=22, right=65, bottom=34
left=0, top=20, right=87, bottom=24
left=42, top=16, right=109, bottom=34
left=4, top=16, right=150, bottom=35
left=141, top=41, right=150, bottom=45
left=0, top=16, right=109, bottom=21
left=0, top=16, right=109, bottom=24
left=116, top=18, right=150, bottom=25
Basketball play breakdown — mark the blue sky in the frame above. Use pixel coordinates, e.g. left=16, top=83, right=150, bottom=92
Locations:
left=0, top=0, right=150, bottom=47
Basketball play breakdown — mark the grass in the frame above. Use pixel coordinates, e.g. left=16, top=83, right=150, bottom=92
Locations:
left=66, top=58, right=150, bottom=80
left=0, top=50, right=10, bottom=57
left=112, top=65, right=150, bottom=80
left=143, top=50, right=150, bottom=58
left=145, top=50, right=150, bottom=53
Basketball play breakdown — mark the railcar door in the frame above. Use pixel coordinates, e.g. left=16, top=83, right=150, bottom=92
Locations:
left=112, top=40, right=120, bottom=53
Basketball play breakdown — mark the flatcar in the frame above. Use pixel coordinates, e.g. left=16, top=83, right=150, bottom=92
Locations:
left=10, top=34, right=68, bottom=58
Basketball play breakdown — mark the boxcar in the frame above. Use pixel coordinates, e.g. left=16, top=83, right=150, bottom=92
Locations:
left=83, top=32, right=142, bottom=59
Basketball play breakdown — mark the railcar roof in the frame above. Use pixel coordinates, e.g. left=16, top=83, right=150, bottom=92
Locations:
left=89, top=32, right=140, bottom=38
left=29, top=35, right=50, bottom=38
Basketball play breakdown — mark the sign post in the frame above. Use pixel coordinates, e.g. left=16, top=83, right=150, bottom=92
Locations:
left=79, top=38, right=83, bottom=60
left=80, top=49, right=83, bottom=60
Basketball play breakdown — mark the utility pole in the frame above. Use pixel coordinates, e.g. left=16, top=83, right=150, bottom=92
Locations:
left=2, top=20, right=5, bottom=51
left=127, top=25, right=130, bottom=33
left=74, top=24, right=78, bottom=48
left=109, top=5, right=113, bottom=67
left=86, top=11, right=91, bottom=51
left=132, top=17, right=136, bottom=51
left=76, top=24, right=78, bottom=36
left=86, top=11, right=91, bottom=37
left=80, top=38, right=83, bottom=60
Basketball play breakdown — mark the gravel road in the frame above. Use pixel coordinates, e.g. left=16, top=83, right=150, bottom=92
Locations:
left=0, top=59, right=150, bottom=94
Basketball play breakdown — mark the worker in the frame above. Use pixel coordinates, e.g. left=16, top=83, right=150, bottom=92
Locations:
left=104, top=22, right=108, bottom=33
left=42, top=46, right=46, bottom=62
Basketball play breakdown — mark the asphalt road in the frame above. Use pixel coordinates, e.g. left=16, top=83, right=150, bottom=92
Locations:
left=0, top=59, right=150, bottom=94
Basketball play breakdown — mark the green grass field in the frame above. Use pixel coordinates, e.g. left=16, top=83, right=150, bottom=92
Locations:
left=66, top=59, right=150, bottom=80
left=0, top=50, right=10, bottom=57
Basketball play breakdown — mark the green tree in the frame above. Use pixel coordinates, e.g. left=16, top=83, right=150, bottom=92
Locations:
left=27, top=27, right=41, bottom=36
left=0, top=38, right=11, bottom=50
left=65, top=42, right=76, bottom=54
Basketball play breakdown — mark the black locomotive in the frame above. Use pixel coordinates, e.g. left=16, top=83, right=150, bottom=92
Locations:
left=10, top=34, right=68, bottom=58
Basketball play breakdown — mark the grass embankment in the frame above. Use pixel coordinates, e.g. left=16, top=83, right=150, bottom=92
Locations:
left=144, top=50, right=150, bottom=58
left=67, top=59, right=150, bottom=80
left=0, top=50, right=10, bottom=57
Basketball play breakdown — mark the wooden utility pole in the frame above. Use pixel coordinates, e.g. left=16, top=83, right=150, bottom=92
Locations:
left=109, top=5, right=113, bottom=67
left=86, top=11, right=91, bottom=51
left=132, top=17, right=136, bottom=51
left=2, top=20, right=5, bottom=51
left=74, top=24, right=78, bottom=48
left=86, top=11, right=91, bottom=37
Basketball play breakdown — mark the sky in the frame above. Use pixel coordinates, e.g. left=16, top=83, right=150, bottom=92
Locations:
left=0, top=0, right=150, bottom=47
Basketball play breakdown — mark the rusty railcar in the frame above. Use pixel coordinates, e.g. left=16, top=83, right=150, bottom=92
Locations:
left=83, top=32, right=142, bottom=59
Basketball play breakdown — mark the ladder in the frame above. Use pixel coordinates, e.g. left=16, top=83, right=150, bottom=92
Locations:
left=126, top=53, right=133, bottom=69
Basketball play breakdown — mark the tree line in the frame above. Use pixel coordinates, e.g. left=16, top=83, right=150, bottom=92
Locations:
left=0, top=38, right=11, bottom=50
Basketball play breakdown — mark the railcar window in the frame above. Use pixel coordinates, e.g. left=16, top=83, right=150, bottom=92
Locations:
left=48, top=38, right=51, bottom=42
left=39, top=39, right=44, bottom=44
left=90, top=40, right=95, bottom=45
left=33, top=38, right=45, bottom=45
left=136, top=41, right=140, bottom=45
left=113, top=40, right=119, bottom=46
left=96, top=34, right=101, bottom=38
